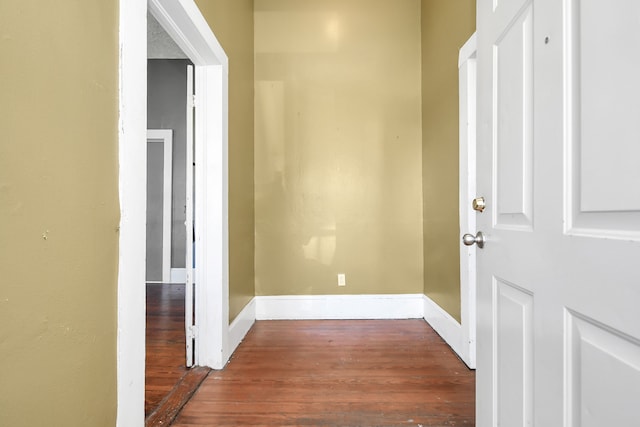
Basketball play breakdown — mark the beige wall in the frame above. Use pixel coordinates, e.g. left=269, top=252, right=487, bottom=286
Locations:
left=421, top=0, right=475, bottom=321
left=0, top=1, right=119, bottom=425
left=254, top=0, right=424, bottom=295
left=195, top=0, right=256, bottom=321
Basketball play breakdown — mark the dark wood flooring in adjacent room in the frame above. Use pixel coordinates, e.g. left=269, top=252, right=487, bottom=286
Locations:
left=171, top=319, right=475, bottom=427
left=145, top=284, right=189, bottom=416
left=146, top=284, right=211, bottom=426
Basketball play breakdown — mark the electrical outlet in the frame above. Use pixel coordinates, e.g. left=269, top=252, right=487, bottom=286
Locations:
left=337, top=273, right=346, bottom=287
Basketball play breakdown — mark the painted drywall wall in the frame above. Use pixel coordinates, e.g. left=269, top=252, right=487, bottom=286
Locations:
left=194, top=0, right=255, bottom=321
left=147, top=59, right=192, bottom=272
left=254, top=0, right=424, bottom=296
left=0, top=1, right=118, bottom=425
left=421, top=0, right=476, bottom=322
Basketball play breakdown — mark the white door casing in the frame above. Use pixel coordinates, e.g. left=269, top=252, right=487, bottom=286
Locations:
left=146, top=129, right=173, bottom=284
left=458, top=33, right=478, bottom=370
left=475, top=1, right=640, bottom=426
left=148, top=0, right=230, bottom=370
left=117, top=0, right=229, bottom=425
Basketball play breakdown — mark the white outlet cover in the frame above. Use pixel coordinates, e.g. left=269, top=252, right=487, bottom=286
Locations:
left=338, top=274, right=346, bottom=286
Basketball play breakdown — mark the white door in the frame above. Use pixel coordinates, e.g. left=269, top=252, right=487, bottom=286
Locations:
left=474, top=0, right=640, bottom=426
left=185, top=64, right=195, bottom=367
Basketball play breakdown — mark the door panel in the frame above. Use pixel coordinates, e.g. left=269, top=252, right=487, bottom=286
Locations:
left=493, top=0, right=530, bottom=24
left=476, top=0, right=640, bottom=426
left=493, top=4, right=533, bottom=230
left=566, top=311, right=640, bottom=427
left=576, top=0, right=640, bottom=214
left=566, top=0, right=640, bottom=238
left=494, top=278, right=533, bottom=427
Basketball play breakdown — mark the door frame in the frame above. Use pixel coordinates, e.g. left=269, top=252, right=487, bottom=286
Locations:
left=146, top=129, right=173, bottom=284
left=117, top=1, right=229, bottom=425
left=458, top=33, right=477, bottom=369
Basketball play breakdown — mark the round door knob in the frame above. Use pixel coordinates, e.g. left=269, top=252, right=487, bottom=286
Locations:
left=462, top=231, right=485, bottom=248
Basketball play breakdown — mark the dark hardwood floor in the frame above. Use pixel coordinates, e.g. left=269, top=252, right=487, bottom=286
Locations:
left=146, top=283, right=211, bottom=426
left=171, top=320, right=475, bottom=427
left=145, top=284, right=189, bottom=416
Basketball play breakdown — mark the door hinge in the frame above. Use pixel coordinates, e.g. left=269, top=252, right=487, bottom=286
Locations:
left=189, top=94, right=196, bottom=109
left=187, top=324, right=198, bottom=340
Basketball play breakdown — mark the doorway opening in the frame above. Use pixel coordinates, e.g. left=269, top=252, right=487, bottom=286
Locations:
left=117, top=1, right=230, bottom=425
left=145, top=23, right=195, bottom=412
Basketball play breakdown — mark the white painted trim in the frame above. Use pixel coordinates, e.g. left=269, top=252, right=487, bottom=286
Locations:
left=458, top=32, right=477, bottom=67
left=184, top=63, right=195, bottom=368
left=118, top=0, right=229, bottom=424
left=169, top=268, right=199, bottom=284
left=147, top=129, right=173, bottom=283
left=145, top=281, right=181, bottom=286
left=422, top=295, right=470, bottom=366
left=193, top=64, right=230, bottom=368
left=148, top=0, right=227, bottom=67
left=117, top=1, right=147, bottom=425
left=170, top=268, right=185, bottom=283
left=255, top=294, right=425, bottom=320
left=457, top=32, right=478, bottom=370
left=228, top=298, right=256, bottom=356
left=150, top=0, right=229, bottom=370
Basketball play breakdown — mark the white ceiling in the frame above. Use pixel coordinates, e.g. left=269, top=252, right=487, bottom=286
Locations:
left=148, top=12, right=188, bottom=59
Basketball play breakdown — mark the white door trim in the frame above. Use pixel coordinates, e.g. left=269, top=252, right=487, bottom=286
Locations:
left=458, top=33, right=478, bottom=369
left=117, top=1, right=147, bottom=424
left=117, top=0, right=229, bottom=425
left=146, top=129, right=173, bottom=284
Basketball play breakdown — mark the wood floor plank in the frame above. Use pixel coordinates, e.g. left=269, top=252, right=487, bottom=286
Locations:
left=146, top=366, right=211, bottom=427
left=171, top=320, right=475, bottom=426
left=146, top=284, right=189, bottom=416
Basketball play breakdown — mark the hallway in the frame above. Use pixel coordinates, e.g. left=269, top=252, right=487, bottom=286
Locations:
left=170, top=320, right=475, bottom=426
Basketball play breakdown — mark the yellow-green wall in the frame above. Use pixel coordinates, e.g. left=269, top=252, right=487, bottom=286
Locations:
left=0, top=1, right=118, bottom=425
left=254, top=0, right=424, bottom=295
left=195, top=0, right=256, bottom=321
left=421, top=0, right=475, bottom=321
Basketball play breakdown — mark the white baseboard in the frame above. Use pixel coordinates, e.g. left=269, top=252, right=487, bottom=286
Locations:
left=228, top=298, right=256, bottom=356
left=170, top=268, right=186, bottom=283
left=422, top=294, right=470, bottom=365
left=255, top=294, right=424, bottom=320
left=170, top=268, right=198, bottom=283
